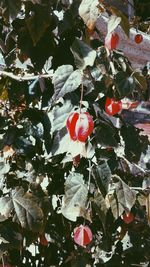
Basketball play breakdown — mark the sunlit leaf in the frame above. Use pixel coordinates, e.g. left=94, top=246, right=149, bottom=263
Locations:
left=52, top=100, right=74, bottom=132
left=107, top=15, right=121, bottom=35
left=52, top=65, right=82, bottom=101
left=79, top=0, right=99, bottom=30
left=61, top=172, right=88, bottom=221
left=0, top=187, right=44, bottom=232
left=110, top=6, right=130, bottom=37
left=107, top=175, right=136, bottom=219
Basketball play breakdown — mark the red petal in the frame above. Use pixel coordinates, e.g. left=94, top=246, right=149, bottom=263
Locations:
left=83, top=227, right=92, bottom=246
left=66, top=112, right=79, bottom=141
left=105, top=33, right=119, bottom=50
left=76, top=113, right=89, bottom=142
left=73, top=225, right=92, bottom=247
left=105, top=98, right=122, bottom=116
left=76, top=113, right=94, bottom=142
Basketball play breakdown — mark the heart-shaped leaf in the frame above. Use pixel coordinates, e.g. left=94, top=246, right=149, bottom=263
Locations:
left=52, top=100, right=74, bottom=133
left=52, top=65, right=82, bottom=101
left=115, top=72, right=135, bottom=97
left=61, top=172, right=88, bottom=221
left=0, top=187, right=44, bottom=232
left=106, top=175, right=136, bottom=219
left=71, top=38, right=96, bottom=69
left=92, top=161, right=111, bottom=196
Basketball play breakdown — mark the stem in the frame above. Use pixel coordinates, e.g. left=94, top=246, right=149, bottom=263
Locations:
left=79, top=83, right=84, bottom=114
left=1, top=255, right=5, bottom=267
left=87, top=160, right=92, bottom=191
left=0, top=70, right=53, bottom=81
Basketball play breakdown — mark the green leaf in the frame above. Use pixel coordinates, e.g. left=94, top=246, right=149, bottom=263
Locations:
left=120, top=124, right=144, bottom=163
left=25, top=5, right=52, bottom=46
left=0, top=0, right=21, bottom=21
left=107, top=15, right=121, bottom=35
left=111, top=6, right=130, bottom=37
left=0, top=158, right=10, bottom=176
left=115, top=71, right=135, bottom=98
left=92, top=161, right=111, bottom=196
left=79, top=0, right=99, bottom=30
left=106, top=175, right=136, bottom=219
left=95, top=120, right=118, bottom=147
left=92, top=191, right=108, bottom=230
left=71, top=38, right=96, bottom=69
left=51, top=127, right=69, bottom=156
left=52, top=65, right=82, bottom=101
left=61, top=172, right=88, bottom=221
left=133, top=72, right=147, bottom=91
left=138, top=194, right=150, bottom=225
left=52, top=100, right=75, bottom=133
left=0, top=187, right=44, bottom=232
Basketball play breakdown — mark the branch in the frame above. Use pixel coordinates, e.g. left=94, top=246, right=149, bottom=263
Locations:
left=0, top=70, right=53, bottom=81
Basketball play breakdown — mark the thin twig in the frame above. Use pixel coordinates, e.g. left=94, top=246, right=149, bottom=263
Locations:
left=0, top=70, right=53, bottom=81
left=1, top=255, right=5, bottom=267
left=88, top=160, right=92, bottom=191
left=79, top=83, right=84, bottom=114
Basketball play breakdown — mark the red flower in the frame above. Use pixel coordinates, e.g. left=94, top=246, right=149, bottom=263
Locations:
left=105, top=97, right=122, bottom=116
left=66, top=112, right=94, bottom=142
left=105, top=32, right=119, bottom=50
left=73, top=225, right=92, bottom=247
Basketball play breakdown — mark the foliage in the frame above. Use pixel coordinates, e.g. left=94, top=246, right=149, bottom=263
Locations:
left=0, top=0, right=149, bottom=266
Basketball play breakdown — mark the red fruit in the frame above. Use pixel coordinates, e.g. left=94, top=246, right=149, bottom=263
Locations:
left=134, top=34, right=143, bottom=44
left=105, top=97, right=122, bottom=116
left=105, top=32, right=119, bottom=50
left=39, top=234, right=49, bottom=246
left=73, top=225, right=92, bottom=247
left=66, top=112, right=94, bottom=142
left=122, top=212, right=134, bottom=224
